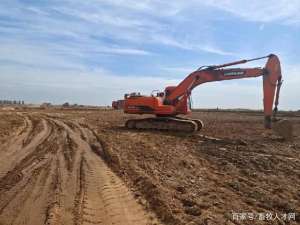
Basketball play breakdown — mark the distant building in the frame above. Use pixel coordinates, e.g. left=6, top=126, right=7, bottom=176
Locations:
left=0, top=100, right=25, bottom=105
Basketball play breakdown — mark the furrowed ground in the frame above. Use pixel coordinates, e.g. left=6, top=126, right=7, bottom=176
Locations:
left=0, top=108, right=299, bottom=225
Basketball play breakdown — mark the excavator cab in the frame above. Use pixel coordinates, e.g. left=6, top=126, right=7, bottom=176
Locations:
left=150, top=90, right=165, bottom=98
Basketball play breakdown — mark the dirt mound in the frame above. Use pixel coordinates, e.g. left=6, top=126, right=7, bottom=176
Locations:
left=273, top=119, right=294, bottom=140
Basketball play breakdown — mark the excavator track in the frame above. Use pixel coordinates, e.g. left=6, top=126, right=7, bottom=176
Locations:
left=125, top=117, right=203, bottom=133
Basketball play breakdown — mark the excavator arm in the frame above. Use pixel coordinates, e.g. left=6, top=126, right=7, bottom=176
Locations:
left=165, top=54, right=282, bottom=128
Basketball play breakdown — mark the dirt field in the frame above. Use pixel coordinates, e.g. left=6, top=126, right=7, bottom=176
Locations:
left=0, top=109, right=299, bottom=225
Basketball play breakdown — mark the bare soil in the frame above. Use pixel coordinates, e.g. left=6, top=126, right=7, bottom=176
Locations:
left=0, top=109, right=299, bottom=225
left=0, top=111, right=159, bottom=225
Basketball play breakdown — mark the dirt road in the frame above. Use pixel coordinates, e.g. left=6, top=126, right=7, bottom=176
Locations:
left=0, top=112, right=158, bottom=225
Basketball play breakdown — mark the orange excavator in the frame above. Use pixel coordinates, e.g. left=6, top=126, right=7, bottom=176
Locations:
left=122, top=54, right=283, bottom=132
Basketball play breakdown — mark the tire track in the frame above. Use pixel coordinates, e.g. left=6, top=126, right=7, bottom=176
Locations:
left=0, top=115, right=61, bottom=225
left=53, top=118, right=159, bottom=225
left=0, top=113, right=160, bottom=225
left=0, top=115, right=53, bottom=180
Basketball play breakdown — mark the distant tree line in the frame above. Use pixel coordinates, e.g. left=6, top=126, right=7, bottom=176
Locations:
left=0, top=100, right=25, bottom=105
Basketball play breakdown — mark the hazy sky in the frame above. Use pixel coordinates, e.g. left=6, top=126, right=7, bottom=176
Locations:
left=0, top=0, right=299, bottom=109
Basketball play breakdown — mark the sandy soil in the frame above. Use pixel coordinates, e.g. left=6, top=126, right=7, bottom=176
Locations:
left=0, top=111, right=159, bottom=225
left=0, top=109, right=299, bottom=225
